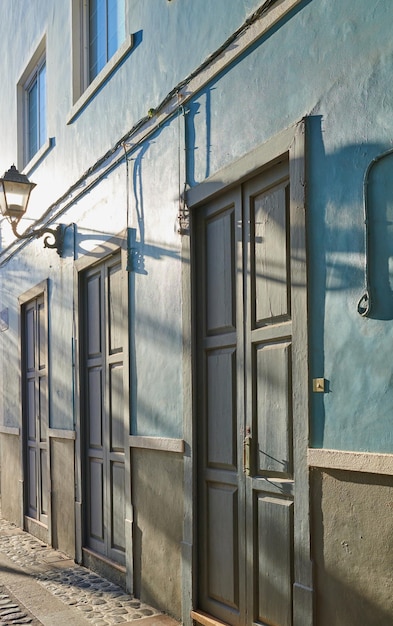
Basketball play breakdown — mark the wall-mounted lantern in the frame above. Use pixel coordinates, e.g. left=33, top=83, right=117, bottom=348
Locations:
left=0, top=165, right=64, bottom=256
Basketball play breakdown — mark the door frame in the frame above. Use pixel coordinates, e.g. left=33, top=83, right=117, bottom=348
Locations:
left=19, top=279, right=51, bottom=545
left=185, top=120, right=312, bottom=626
left=74, top=231, right=132, bottom=589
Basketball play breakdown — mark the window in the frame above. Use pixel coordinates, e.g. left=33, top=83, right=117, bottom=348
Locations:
left=88, top=0, right=126, bottom=83
left=26, top=58, right=47, bottom=163
left=70, top=0, right=132, bottom=118
left=17, top=38, right=49, bottom=170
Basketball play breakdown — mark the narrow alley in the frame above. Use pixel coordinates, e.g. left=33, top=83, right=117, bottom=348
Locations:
left=0, top=513, right=177, bottom=626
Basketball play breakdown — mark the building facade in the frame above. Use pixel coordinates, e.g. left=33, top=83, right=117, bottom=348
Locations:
left=0, top=1, right=392, bottom=625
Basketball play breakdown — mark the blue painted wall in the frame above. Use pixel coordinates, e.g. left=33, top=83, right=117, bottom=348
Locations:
left=184, top=0, right=393, bottom=452
left=1, top=0, right=393, bottom=452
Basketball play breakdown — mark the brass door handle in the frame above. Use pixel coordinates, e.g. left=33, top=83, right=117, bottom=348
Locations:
left=243, top=434, right=251, bottom=475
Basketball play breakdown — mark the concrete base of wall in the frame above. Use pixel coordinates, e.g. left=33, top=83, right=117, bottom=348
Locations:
left=311, top=468, right=393, bottom=626
left=131, top=448, right=183, bottom=620
left=0, top=434, right=22, bottom=526
left=50, top=438, right=75, bottom=557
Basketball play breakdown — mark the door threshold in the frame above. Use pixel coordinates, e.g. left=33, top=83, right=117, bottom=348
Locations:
left=24, top=515, right=49, bottom=544
left=82, top=547, right=126, bottom=589
left=191, top=610, right=231, bottom=626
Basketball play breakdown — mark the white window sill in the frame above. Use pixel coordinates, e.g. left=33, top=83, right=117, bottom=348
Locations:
left=22, top=137, right=53, bottom=175
left=67, top=34, right=134, bottom=125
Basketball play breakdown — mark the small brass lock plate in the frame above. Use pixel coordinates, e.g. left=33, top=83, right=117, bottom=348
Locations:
left=313, top=378, right=325, bottom=393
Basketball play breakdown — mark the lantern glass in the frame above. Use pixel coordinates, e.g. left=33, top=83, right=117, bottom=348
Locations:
left=0, top=166, right=35, bottom=221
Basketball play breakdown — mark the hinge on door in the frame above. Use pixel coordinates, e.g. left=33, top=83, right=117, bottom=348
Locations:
left=243, top=434, right=251, bottom=476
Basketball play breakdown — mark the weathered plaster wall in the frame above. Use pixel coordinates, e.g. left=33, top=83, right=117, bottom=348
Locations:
left=311, top=469, right=393, bottom=625
left=128, top=122, right=184, bottom=438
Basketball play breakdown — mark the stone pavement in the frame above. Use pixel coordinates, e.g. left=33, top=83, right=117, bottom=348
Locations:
left=0, top=515, right=179, bottom=626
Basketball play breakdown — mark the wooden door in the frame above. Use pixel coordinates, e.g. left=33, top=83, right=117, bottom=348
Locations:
left=81, top=253, right=126, bottom=565
left=22, top=293, right=49, bottom=526
left=195, top=156, right=308, bottom=626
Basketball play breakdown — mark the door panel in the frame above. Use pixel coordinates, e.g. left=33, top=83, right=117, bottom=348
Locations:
left=26, top=307, right=35, bottom=369
left=88, top=368, right=103, bottom=446
left=28, top=449, right=37, bottom=514
left=206, top=206, right=236, bottom=335
left=40, top=448, right=49, bottom=516
left=89, top=459, right=104, bottom=541
left=81, top=253, right=126, bottom=565
left=39, top=377, right=48, bottom=440
left=253, top=184, right=290, bottom=324
left=87, top=273, right=102, bottom=356
left=109, top=363, right=124, bottom=450
left=196, top=156, right=307, bottom=626
left=108, top=263, right=123, bottom=353
left=255, top=340, right=292, bottom=476
left=111, top=461, right=125, bottom=550
left=206, top=349, right=236, bottom=469
left=255, top=496, right=293, bottom=626
left=207, top=483, right=239, bottom=608
left=27, top=380, right=36, bottom=439
left=38, top=299, right=46, bottom=368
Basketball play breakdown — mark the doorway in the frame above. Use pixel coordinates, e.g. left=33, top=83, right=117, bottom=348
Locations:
left=193, top=136, right=311, bottom=626
left=80, top=252, right=126, bottom=566
left=21, top=288, right=49, bottom=530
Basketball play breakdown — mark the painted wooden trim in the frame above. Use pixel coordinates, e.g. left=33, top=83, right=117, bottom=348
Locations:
left=288, top=120, right=313, bottom=618
left=67, top=34, right=134, bottom=124
left=22, top=137, right=53, bottom=177
left=48, top=428, right=76, bottom=440
left=18, top=278, right=49, bottom=305
left=191, top=610, right=229, bottom=626
left=129, top=435, right=185, bottom=454
left=74, top=229, right=127, bottom=272
left=0, top=425, right=20, bottom=436
left=308, top=448, right=393, bottom=476
left=73, top=258, right=83, bottom=565
left=187, top=123, right=299, bottom=208
left=181, top=177, right=194, bottom=626
left=75, top=500, right=83, bottom=563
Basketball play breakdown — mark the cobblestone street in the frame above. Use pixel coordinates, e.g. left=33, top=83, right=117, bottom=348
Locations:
left=0, top=515, right=177, bottom=626
left=0, top=585, right=42, bottom=625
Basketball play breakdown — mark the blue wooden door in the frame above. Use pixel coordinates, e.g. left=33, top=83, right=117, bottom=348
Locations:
left=22, top=293, right=49, bottom=526
left=81, top=253, right=126, bottom=565
left=194, top=157, right=307, bottom=626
